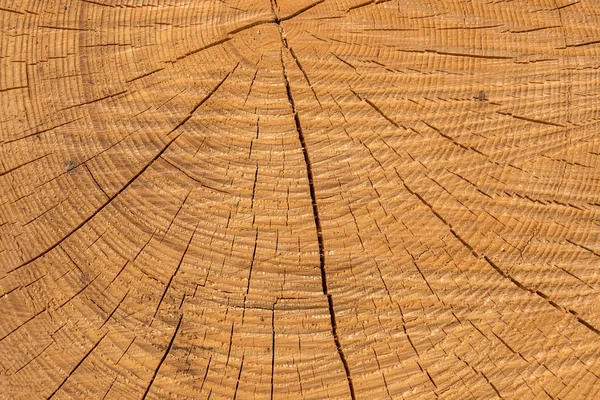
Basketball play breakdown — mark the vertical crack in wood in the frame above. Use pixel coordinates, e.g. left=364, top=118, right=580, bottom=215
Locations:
left=271, top=3, right=356, bottom=398
left=232, top=354, right=245, bottom=400
left=242, top=229, right=259, bottom=324
left=270, top=302, right=276, bottom=400
left=152, top=223, right=198, bottom=321
left=141, top=315, right=184, bottom=399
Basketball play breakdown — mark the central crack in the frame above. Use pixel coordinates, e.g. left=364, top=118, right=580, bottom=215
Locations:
left=270, top=2, right=356, bottom=399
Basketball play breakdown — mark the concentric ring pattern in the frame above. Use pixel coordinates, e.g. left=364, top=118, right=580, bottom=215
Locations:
left=1, top=0, right=600, bottom=398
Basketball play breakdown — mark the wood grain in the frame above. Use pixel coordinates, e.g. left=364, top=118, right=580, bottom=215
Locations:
left=1, top=0, right=599, bottom=398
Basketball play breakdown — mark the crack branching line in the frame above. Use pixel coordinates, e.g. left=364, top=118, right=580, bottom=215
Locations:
left=271, top=3, right=355, bottom=398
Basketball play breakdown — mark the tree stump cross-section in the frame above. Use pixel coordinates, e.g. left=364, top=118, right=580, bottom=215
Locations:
left=1, top=0, right=600, bottom=399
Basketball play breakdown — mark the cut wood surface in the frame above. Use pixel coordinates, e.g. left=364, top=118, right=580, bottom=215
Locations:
left=1, top=0, right=600, bottom=398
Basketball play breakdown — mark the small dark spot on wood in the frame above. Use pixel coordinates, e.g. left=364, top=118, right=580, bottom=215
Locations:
left=65, top=160, right=77, bottom=174
left=475, top=91, right=487, bottom=102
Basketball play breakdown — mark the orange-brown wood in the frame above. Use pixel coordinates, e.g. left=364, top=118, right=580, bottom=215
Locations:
left=1, top=0, right=600, bottom=398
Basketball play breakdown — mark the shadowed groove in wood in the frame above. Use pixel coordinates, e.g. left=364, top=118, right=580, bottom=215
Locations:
left=47, top=332, right=109, bottom=399
left=141, top=315, right=184, bottom=400
left=275, top=8, right=357, bottom=398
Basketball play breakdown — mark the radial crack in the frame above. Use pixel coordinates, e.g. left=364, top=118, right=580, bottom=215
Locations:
left=5, top=67, right=236, bottom=277
left=141, top=315, right=183, bottom=399
left=153, top=223, right=198, bottom=320
left=272, top=4, right=356, bottom=398
left=47, top=333, right=108, bottom=399
left=401, top=177, right=600, bottom=337
left=241, top=230, right=259, bottom=324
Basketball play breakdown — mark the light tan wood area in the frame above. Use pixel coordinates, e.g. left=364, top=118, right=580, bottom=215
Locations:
left=1, top=0, right=600, bottom=398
